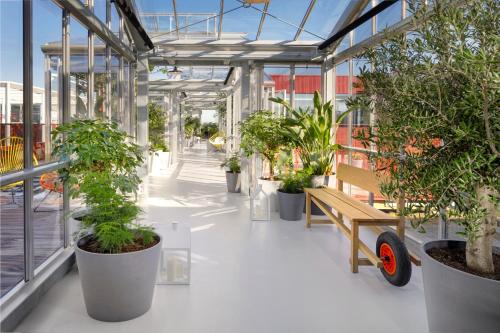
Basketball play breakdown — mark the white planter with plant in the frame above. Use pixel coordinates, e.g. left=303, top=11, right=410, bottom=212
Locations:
left=348, top=1, right=499, bottom=331
left=52, top=120, right=161, bottom=322
left=240, top=110, right=290, bottom=211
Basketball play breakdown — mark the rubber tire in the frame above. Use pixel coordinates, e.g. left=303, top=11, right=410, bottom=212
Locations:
left=376, top=231, right=412, bottom=287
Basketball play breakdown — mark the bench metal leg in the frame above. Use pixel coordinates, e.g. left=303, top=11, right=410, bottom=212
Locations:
left=351, top=221, right=359, bottom=273
left=306, top=192, right=311, bottom=228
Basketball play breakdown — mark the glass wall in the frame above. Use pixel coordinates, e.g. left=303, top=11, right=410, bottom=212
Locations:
left=294, top=65, right=321, bottom=110
left=0, top=0, right=25, bottom=298
left=0, top=0, right=137, bottom=302
left=262, top=66, right=290, bottom=116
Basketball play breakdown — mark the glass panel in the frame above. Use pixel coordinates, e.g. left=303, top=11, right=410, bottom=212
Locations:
left=70, top=17, right=89, bottom=120
left=33, top=0, right=62, bottom=165
left=33, top=174, right=64, bottom=270
left=94, top=37, right=107, bottom=119
left=123, top=61, right=130, bottom=133
left=1, top=0, right=24, bottom=174
left=335, top=61, right=349, bottom=146
left=94, top=0, right=107, bottom=26
left=110, top=50, right=120, bottom=125
left=263, top=66, right=290, bottom=116
left=377, top=0, right=402, bottom=31
left=294, top=66, right=321, bottom=110
left=0, top=181, right=25, bottom=298
left=111, top=3, right=120, bottom=35
left=222, top=4, right=262, bottom=40
left=301, top=0, right=351, bottom=41
left=351, top=59, right=370, bottom=149
left=353, top=2, right=373, bottom=45
left=260, top=0, right=317, bottom=40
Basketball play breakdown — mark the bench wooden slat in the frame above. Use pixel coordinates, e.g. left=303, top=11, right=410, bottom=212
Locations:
left=336, top=163, right=387, bottom=197
left=323, top=187, right=398, bottom=222
left=305, top=188, right=373, bottom=221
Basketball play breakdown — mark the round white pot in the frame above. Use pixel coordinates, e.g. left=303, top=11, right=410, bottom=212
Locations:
left=257, top=178, right=282, bottom=212
left=75, top=235, right=162, bottom=322
left=421, top=240, right=500, bottom=333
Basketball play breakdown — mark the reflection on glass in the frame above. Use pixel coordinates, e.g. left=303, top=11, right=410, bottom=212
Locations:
left=94, top=37, right=107, bottom=119
left=294, top=66, right=321, bottom=109
left=33, top=174, right=64, bottom=270
left=70, top=17, right=89, bottom=120
left=94, top=0, right=107, bottom=26
left=110, top=50, right=120, bottom=125
left=352, top=59, right=370, bottom=148
left=1, top=1, right=24, bottom=174
left=34, top=0, right=62, bottom=165
left=335, top=61, right=349, bottom=146
left=0, top=182, right=25, bottom=297
left=263, top=66, right=290, bottom=116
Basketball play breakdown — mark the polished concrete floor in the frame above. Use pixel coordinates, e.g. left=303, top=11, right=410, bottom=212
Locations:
left=16, top=143, right=428, bottom=333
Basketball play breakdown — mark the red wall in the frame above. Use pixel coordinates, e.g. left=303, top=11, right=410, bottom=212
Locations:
left=270, top=74, right=362, bottom=95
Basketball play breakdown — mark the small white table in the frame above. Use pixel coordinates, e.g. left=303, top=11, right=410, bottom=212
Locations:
left=154, top=221, right=191, bottom=285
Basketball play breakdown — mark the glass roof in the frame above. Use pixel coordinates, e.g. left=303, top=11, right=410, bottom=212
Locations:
left=134, top=0, right=352, bottom=41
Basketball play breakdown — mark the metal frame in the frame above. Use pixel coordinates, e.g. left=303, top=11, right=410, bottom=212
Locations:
left=172, top=0, right=180, bottom=40
left=255, top=1, right=269, bottom=40
left=217, top=0, right=224, bottom=40
left=293, top=0, right=316, bottom=40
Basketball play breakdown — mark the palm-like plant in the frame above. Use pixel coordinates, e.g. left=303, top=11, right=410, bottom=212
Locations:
left=270, top=91, right=350, bottom=176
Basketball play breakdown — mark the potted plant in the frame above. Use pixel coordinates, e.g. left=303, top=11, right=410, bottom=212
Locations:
left=148, top=102, right=170, bottom=173
left=52, top=120, right=161, bottom=322
left=271, top=91, right=350, bottom=214
left=239, top=110, right=289, bottom=211
left=348, top=1, right=499, bottom=331
left=221, top=153, right=241, bottom=193
left=277, top=171, right=312, bottom=221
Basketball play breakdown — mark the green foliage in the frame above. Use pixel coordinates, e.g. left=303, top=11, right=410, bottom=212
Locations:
left=52, top=120, right=154, bottom=253
left=201, top=122, right=219, bottom=138
left=271, top=91, right=349, bottom=176
left=347, top=0, right=499, bottom=244
left=184, top=116, right=201, bottom=138
left=220, top=153, right=241, bottom=173
left=148, top=102, right=169, bottom=153
left=216, top=92, right=227, bottom=126
left=279, top=171, right=312, bottom=194
left=239, top=110, right=290, bottom=180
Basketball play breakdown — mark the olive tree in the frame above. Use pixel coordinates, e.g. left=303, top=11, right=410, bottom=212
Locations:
left=348, top=0, right=499, bottom=273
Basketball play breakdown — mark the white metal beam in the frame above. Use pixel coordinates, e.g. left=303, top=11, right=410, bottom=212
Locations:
left=172, top=0, right=180, bottom=39
left=218, top=0, right=224, bottom=40
left=255, top=1, right=270, bottom=40
left=294, top=0, right=317, bottom=40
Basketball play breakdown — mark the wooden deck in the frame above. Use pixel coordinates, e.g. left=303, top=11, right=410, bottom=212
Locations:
left=1, top=188, right=64, bottom=298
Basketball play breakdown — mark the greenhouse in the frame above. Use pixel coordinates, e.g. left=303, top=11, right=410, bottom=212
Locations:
left=0, top=1, right=498, bottom=332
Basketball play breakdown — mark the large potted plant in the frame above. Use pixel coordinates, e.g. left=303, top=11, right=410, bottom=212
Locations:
left=348, top=1, right=499, bottom=331
left=271, top=91, right=350, bottom=214
left=52, top=120, right=161, bottom=322
left=239, top=110, right=289, bottom=211
left=221, top=153, right=241, bottom=193
left=277, top=171, right=312, bottom=221
left=148, top=102, right=170, bottom=173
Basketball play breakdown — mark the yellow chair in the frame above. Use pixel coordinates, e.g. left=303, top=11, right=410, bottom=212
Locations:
left=0, top=137, right=38, bottom=204
left=208, top=131, right=226, bottom=151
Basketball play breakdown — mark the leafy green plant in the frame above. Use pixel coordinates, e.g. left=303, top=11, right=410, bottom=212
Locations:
left=279, top=171, right=312, bottom=194
left=348, top=0, right=499, bottom=274
left=52, top=120, right=154, bottom=253
left=148, top=102, right=169, bottom=153
left=271, top=91, right=350, bottom=176
left=184, top=116, right=201, bottom=139
left=239, top=110, right=289, bottom=180
left=201, top=122, right=219, bottom=138
left=220, top=153, right=241, bottom=173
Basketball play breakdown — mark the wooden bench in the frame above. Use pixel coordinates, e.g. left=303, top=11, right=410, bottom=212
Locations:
left=305, top=163, right=408, bottom=273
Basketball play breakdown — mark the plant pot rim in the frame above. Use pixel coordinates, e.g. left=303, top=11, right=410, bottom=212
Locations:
left=277, top=189, right=304, bottom=194
left=259, top=177, right=281, bottom=181
left=421, top=239, right=500, bottom=284
left=225, top=171, right=241, bottom=174
left=76, top=233, right=162, bottom=257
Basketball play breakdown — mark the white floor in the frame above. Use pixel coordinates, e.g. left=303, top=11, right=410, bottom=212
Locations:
left=16, top=143, right=428, bottom=333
